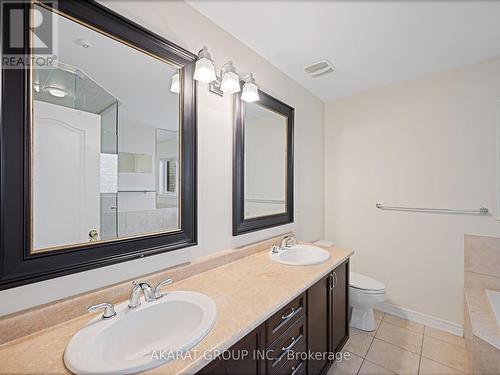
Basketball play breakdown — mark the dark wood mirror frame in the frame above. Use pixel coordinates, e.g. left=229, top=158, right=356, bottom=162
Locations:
left=0, top=0, right=197, bottom=289
left=233, top=89, right=294, bottom=236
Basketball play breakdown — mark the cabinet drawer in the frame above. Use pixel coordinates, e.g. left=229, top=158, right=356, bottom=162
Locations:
left=288, top=359, right=306, bottom=375
left=267, top=316, right=307, bottom=374
left=266, top=293, right=306, bottom=346
left=273, top=356, right=306, bottom=375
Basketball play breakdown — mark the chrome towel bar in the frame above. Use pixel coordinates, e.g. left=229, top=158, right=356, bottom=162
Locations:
left=375, top=203, right=489, bottom=215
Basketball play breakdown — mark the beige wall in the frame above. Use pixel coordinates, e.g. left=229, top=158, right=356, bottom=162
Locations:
left=325, top=58, right=500, bottom=325
left=0, top=1, right=325, bottom=316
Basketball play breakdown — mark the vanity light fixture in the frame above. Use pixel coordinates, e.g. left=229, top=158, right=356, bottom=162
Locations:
left=193, top=46, right=217, bottom=83
left=45, top=86, right=67, bottom=98
left=194, top=45, right=260, bottom=100
left=170, top=72, right=180, bottom=93
left=220, top=61, right=240, bottom=94
left=241, top=74, right=259, bottom=102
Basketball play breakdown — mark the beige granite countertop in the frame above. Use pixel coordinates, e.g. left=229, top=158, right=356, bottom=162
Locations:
left=464, top=287, right=500, bottom=350
left=0, top=246, right=352, bottom=375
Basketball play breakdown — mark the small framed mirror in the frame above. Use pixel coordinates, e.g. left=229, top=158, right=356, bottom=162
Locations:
left=233, top=89, right=294, bottom=235
left=0, top=1, right=196, bottom=289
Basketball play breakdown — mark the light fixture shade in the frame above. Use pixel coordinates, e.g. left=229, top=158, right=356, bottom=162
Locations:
left=194, top=57, right=216, bottom=83
left=241, top=81, right=259, bottom=102
left=220, top=62, right=241, bottom=94
left=170, top=72, right=180, bottom=93
left=220, top=70, right=240, bottom=94
left=194, top=47, right=216, bottom=83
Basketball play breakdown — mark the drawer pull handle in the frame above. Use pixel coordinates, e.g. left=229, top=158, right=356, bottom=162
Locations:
left=282, top=335, right=299, bottom=351
left=290, top=361, right=303, bottom=375
left=281, top=307, right=295, bottom=320
left=273, top=334, right=303, bottom=367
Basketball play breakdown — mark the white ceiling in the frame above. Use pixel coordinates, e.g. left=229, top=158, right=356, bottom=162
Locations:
left=187, top=1, right=500, bottom=102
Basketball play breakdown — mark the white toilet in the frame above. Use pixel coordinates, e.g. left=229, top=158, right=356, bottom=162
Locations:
left=349, top=272, right=386, bottom=331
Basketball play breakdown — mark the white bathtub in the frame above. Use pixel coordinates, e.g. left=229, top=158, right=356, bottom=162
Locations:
left=486, top=289, right=500, bottom=326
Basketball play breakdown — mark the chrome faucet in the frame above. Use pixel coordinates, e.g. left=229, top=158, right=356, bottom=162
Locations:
left=128, top=281, right=155, bottom=308
left=279, top=234, right=298, bottom=250
left=87, top=302, right=116, bottom=319
left=154, top=278, right=173, bottom=299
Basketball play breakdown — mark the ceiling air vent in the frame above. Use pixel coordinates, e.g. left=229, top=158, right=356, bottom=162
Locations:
left=304, top=59, right=335, bottom=78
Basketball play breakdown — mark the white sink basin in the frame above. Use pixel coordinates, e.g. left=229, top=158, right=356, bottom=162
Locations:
left=269, top=244, right=330, bottom=266
left=64, top=291, right=217, bottom=374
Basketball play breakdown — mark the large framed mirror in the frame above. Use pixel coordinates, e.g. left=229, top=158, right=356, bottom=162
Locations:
left=233, top=89, right=294, bottom=235
left=0, top=0, right=197, bottom=289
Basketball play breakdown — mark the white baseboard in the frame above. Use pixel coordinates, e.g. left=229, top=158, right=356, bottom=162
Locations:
left=377, top=302, right=464, bottom=337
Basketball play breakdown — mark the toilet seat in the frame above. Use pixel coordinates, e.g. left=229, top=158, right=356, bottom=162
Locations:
left=350, top=272, right=386, bottom=294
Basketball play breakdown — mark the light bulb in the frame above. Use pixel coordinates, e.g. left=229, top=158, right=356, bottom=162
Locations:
left=220, top=62, right=240, bottom=94
left=193, top=47, right=216, bottom=83
left=170, top=72, right=180, bottom=93
left=33, top=82, right=40, bottom=93
left=45, top=86, right=67, bottom=98
left=241, top=75, right=259, bottom=102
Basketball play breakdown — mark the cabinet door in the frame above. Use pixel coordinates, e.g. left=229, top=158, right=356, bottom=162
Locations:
left=307, top=273, right=331, bottom=375
left=332, top=260, right=349, bottom=352
left=197, top=323, right=266, bottom=375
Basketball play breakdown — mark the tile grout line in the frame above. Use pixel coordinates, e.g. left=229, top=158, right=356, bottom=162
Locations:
left=382, top=312, right=467, bottom=349
left=353, top=315, right=382, bottom=375
left=383, top=313, right=466, bottom=350
left=371, top=335, right=422, bottom=356
left=382, top=317, right=424, bottom=335
left=356, top=313, right=425, bottom=375
left=420, top=352, right=467, bottom=373
left=368, top=313, right=408, bottom=374
left=379, top=312, right=467, bottom=374
left=417, top=326, right=426, bottom=374
left=383, top=311, right=464, bottom=342
left=421, top=328, right=469, bottom=372
left=367, top=336, right=422, bottom=374
left=370, top=317, right=424, bottom=356
left=363, top=358, right=398, bottom=375
left=356, top=359, right=365, bottom=375
left=357, top=316, right=380, bottom=374
left=423, top=333, right=467, bottom=351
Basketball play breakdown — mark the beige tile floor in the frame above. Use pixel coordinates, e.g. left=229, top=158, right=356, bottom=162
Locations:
left=328, top=311, right=469, bottom=375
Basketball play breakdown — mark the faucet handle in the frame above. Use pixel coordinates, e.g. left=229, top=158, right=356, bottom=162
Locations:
left=154, top=278, right=173, bottom=299
left=87, top=302, right=116, bottom=319
left=280, top=234, right=298, bottom=249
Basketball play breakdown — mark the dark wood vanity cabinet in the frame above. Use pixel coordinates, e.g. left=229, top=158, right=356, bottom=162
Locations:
left=199, top=324, right=266, bottom=375
left=308, top=260, right=350, bottom=374
left=198, top=261, right=349, bottom=375
left=307, top=273, right=331, bottom=375
left=331, top=261, right=349, bottom=353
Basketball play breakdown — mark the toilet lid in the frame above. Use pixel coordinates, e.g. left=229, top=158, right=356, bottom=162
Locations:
left=350, top=272, right=385, bottom=291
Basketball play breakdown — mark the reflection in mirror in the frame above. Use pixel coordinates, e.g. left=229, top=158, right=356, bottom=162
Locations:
left=156, top=129, right=179, bottom=210
left=32, top=5, right=181, bottom=252
left=244, top=102, right=287, bottom=218
left=118, top=153, right=153, bottom=173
